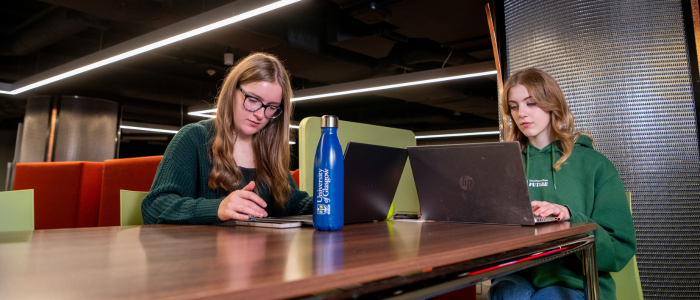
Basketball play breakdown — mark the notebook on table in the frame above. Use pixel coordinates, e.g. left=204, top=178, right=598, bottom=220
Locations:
left=407, top=141, right=558, bottom=226
left=234, top=142, right=409, bottom=228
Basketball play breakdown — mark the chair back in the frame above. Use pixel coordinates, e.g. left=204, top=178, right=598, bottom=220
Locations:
left=99, top=155, right=162, bottom=226
left=299, top=117, right=419, bottom=217
left=120, top=190, right=148, bottom=226
left=290, top=169, right=300, bottom=187
left=611, top=191, right=644, bottom=300
left=0, top=189, right=34, bottom=232
left=13, top=162, right=103, bottom=229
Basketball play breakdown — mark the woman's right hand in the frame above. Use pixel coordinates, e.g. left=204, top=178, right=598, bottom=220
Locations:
left=218, top=181, right=268, bottom=221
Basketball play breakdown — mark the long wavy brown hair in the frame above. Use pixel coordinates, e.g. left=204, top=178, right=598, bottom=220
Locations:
left=208, top=53, right=293, bottom=209
left=501, top=68, right=592, bottom=171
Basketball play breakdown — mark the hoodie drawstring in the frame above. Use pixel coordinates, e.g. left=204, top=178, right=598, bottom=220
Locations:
left=551, top=144, right=557, bottom=190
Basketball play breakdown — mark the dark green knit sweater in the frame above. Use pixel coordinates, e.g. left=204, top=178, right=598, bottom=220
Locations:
left=141, top=119, right=312, bottom=225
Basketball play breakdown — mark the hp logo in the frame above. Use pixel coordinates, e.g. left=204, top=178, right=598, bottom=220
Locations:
left=460, top=175, right=474, bottom=191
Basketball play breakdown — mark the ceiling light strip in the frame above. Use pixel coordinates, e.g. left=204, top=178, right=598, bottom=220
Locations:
left=0, top=0, right=301, bottom=95
left=187, top=112, right=299, bottom=130
left=188, top=69, right=497, bottom=117
left=120, top=125, right=495, bottom=141
left=188, top=111, right=217, bottom=118
left=291, top=70, right=497, bottom=102
left=120, top=124, right=298, bottom=133
left=120, top=125, right=180, bottom=134
left=415, top=131, right=500, bottom=139
left=188, top=110, right=217, bottom=117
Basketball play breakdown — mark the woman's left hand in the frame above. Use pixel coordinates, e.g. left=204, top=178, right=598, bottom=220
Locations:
left=531, top=201, right=571, bottom=221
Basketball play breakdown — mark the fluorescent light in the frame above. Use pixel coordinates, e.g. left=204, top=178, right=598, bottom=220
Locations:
left=121, top=125, right=297, bottom=145
left=186, top=110, right=300, bottom=130
left=189, top=66, right=496, bottom=116
left=188, top=110, right=217, bottom=118
left=0, top=0, right=301, bottom=95
left=291, top=70, right=497, bottom=102
left=120, top=125, right=179, bottom=134
left=120, top=124, right=299, bottom=137
left=415, top=131, right=500, bottom=139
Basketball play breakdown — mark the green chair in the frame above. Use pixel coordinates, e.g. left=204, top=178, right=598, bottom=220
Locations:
left=0, top=189, right=34, bottom=232
left=611, top=192, right=644, bottom=300
left=299, top=117, right=420, bottom=218
left=120, top=190, right=149, bottom=226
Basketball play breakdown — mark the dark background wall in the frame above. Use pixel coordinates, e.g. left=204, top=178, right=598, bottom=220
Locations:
left=0, top=129, right=17, bottom=191
left=503, top=0, right=700, bottom=298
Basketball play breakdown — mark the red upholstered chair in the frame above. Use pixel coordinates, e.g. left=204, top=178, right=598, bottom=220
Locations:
left=13, top=161, right=104, bottom=230
left=98, top=156, right=163, bottom=227
left=76, top=162, right=106, bottom=227
left=290, top=169, right=300, bottom=186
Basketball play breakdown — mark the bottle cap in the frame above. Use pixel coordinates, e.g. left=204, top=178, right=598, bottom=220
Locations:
left=320, top=115, right=339, bottom=128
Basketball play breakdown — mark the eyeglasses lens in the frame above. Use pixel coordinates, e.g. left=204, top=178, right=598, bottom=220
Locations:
left=244, top=97, right=282, bottom=119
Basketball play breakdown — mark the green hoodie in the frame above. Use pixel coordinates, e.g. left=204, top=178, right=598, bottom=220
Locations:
left=517, top=135, right=637, bottom=300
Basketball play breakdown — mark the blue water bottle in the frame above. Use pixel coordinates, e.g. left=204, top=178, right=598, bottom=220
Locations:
left=313, top=115, right=344, bottom=231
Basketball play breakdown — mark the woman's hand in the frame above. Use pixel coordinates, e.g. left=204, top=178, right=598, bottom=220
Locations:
left=218, top=181, right=268, bottom=221
left=531, top=201, right=571, bottom=221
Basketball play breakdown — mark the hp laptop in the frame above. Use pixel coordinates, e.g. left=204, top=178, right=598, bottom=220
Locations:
left=235, top=142, right=408, bottom=227
left=407, top=141, right=557, bottom=226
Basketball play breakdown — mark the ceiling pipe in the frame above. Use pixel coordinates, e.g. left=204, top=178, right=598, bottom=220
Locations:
left=3, top=5, right=58, bottom=36
left=383, top=39, right=481, bottom=69
left=0, top=8, right=102, bottom=56
left=38, top=0, right=195, bottom=29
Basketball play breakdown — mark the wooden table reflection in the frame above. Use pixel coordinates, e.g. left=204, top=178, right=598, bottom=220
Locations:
left=0, top=221, right=596, bottom=299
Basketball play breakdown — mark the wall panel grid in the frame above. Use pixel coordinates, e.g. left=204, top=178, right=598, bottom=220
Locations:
left=505, top=0, right=700, bottom=298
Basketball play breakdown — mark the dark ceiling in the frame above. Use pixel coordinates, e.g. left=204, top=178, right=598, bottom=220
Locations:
left=0, top=0, right=499, bottom=137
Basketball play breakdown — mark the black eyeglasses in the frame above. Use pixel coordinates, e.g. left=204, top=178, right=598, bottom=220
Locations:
left=238, top=86, right=283, bottom=119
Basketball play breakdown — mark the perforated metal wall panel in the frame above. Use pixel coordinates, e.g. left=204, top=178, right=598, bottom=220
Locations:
left=19, top=97, right=51, bottom=163
left=53, top=96, right=119, bottom=162
left=504, top=0, right=700, bottom=298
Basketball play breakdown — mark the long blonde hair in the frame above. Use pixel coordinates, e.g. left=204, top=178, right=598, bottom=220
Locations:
left=209, top=53, right=293, bottom=209
left=501, top=68, right=591, bottom=171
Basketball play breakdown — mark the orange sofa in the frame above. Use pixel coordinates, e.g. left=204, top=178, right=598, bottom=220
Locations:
left=13, top=155, right=301, bottom=229
left=290, top=169, right=300, bottom=187
left=96, top=159, right=300, bottom=226
left=13, top=161, right=104, bottom=230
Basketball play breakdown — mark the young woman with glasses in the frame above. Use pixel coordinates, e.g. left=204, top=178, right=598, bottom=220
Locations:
left=141, top=53, right=312, bottom=224
left=487, top=68, right=636, bottom=300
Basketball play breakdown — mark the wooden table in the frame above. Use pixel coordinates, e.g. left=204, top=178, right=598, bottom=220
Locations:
left=0, top=221, right=598, bottom=300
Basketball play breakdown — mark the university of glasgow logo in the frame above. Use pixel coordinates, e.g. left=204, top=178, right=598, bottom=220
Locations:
left=460, top=175, right=474, bottom=191
left=317, top=204, right=330, bottom=215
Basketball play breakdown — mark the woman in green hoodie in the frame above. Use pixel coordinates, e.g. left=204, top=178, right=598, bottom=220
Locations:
left=487, top=68, right=637, bottom=300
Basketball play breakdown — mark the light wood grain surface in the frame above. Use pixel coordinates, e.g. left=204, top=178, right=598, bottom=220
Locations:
left=0, top=221, right=596, bottom=300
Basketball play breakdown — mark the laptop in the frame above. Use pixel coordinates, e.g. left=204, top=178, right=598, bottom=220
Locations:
left=407, top=141, right=557, bottom=226
left=235, top=142, right=408, bottom=227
